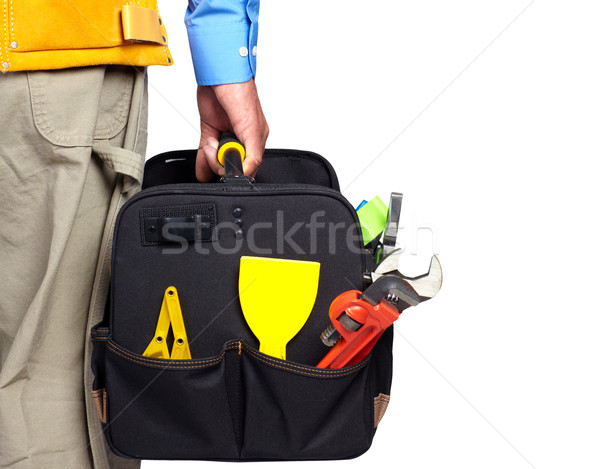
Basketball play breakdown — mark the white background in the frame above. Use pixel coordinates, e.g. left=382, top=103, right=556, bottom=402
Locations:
left=143, top=1, right=600, bottom=468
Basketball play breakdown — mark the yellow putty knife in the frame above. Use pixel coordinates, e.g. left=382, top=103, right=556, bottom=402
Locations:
left=239, top=256, right=320, bottom=360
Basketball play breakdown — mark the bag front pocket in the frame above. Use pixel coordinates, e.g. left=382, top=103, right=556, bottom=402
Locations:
left=102, top=339, right=239, bottom=460
left=91, top=332, right=390, bottom=461
left=239, top=344, right=375, bottom=460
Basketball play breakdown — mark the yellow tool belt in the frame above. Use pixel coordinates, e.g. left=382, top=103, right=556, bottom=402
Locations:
left=0, top=0, right=172, bottom=72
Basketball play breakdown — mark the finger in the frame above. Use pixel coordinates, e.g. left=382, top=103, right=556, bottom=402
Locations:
left=203, top=136, right=224, bottom=177
left=197, top=119, right=222, bottom=181
left=195, top=147, right=214, bottom=182
left=242, top=115, right=269, bottom=177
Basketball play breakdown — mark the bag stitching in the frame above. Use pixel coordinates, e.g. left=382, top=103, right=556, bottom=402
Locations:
left=245, top=355, right=365, bottom=378
left=108, top=340, right=231, bottom=367
left=105, top=339, right=368, bottom=377
left=242, top=342, right=366, bottom=374
left=107, top=345, right=225, bottom=370
left=241, top=344, right=369, bottom=377
left=107, top=340, right=238, bottom=369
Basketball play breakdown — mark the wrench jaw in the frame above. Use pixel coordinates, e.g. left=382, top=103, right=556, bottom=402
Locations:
left=362, top=274, right=421, bottom=309
left=370, top=248, right=404, bottom=279
left=371, top=252, right=443, bottom=302
left=400, top=255, right=442, bottom=302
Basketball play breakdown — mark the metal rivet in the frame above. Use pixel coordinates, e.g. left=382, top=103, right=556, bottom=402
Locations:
left=233, top=207, right=243, bottom=218
left=176, top=338, right=184, bottom=346
left=168, top=289, right=174, bottom=296
left=159, top=17, right=162, bottom=25
left=235, top=229, right=244, bottom=239
left=162, top=36, right=166, bottom=43
left=2, top=62, right=9, bottom=69
left=234, top=218, right=243, bottom=227
left=167, top=57, right=171, bottom=63
left=10, top=41, right=17, bottom=49
left=156, top=336, right=163, bottom=343
left=148, top=225, right=156, bottom=233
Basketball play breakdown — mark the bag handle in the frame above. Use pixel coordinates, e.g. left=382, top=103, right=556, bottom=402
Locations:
left=218, top=132, right=255, bottom=184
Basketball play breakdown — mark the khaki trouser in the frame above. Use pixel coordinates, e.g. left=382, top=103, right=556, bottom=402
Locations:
left=0, top=66, right=146, bottom=468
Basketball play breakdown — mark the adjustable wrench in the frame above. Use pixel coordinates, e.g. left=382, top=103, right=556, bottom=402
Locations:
left=317, top=253, right=442, bottom=369
left=372, top=250, right=443, bottom=299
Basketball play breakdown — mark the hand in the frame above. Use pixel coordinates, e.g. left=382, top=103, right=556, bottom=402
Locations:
left=195, top=79, right=269, bottom=181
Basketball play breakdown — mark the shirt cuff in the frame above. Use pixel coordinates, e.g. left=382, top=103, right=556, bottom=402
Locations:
left=186, top=21, right=258, bottom=86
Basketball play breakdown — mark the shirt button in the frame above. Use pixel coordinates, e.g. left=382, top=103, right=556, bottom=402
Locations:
left=252, top=46, right=257, bottom=57
left=239, top=47, right=249, bottom=57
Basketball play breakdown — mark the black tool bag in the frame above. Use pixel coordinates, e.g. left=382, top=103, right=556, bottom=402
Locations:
left=91, top=149, right=394, bottom=461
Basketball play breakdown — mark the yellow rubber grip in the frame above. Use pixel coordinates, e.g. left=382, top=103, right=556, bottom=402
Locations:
left=217, top=141, right=246, bottom=167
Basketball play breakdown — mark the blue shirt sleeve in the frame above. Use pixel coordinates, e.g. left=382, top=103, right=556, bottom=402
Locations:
left=185, top=0, right=259, bottom=86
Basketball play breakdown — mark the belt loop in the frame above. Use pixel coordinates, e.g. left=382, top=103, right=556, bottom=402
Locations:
left=92, top=140, right=144, bottom=193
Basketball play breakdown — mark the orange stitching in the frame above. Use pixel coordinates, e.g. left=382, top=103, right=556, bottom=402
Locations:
left=242, top=342, right=368, bottom=374
left=245, top=352, right=367, bottom=379
left=109, top=342, right=216, bottom=370
left=9, top=0, right=12, bottom=43
left=91, top=329, right=110, bottom=341
left=2, top=0, right=7, bottom=65
left=106, top=340, right=238, bottom=370
left=241, top=344, right=369, bottom=378
left=107, top=345, right=223, bottom=370
left=155, top=2, right=170, bottom=64
left=110, top=339, right=233, bottom=365
left=103, top=338, right=369, bottom=377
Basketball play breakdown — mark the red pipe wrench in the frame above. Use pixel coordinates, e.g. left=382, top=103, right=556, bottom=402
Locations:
left=317, top=254, right=442, bottom=369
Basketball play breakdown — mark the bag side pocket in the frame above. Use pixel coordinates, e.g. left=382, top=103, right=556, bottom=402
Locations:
left=90, top=324, right=110, bottom=424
